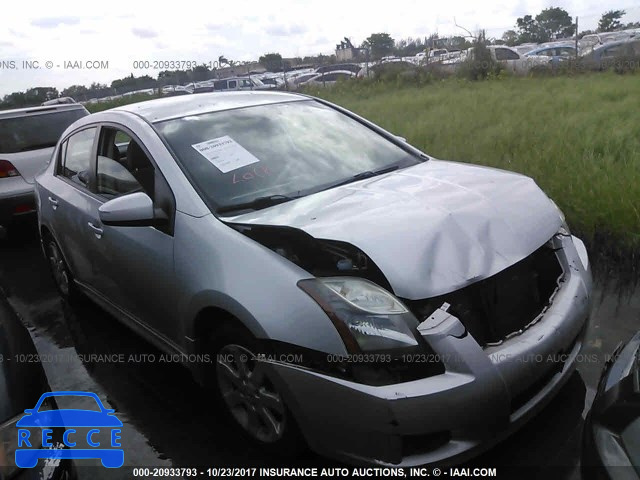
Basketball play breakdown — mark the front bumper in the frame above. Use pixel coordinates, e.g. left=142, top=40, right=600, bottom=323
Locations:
left=268, top=235, right=592, bottom=466
left=0, top=177, right=35, bottom=225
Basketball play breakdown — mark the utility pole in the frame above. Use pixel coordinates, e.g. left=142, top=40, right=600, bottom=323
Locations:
left=575, top=16, right=579, bottom=60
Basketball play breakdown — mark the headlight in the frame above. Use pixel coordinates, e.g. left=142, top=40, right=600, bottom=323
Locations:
left=298, top=277, right=419, bottom=352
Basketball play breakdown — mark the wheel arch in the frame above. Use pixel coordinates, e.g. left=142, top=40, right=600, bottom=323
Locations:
left=39, top=225, right=74, bottom=276
left=187, top=293, right=268, bottom=384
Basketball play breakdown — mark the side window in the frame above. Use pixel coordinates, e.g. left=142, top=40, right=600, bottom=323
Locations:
left=60, top=128, right=96, bottom=188
left=322, top=73, right=338, bottom=81
left=495, top=48, right=520, bottom=61
left=557, top=47, right=574, bottom=57
left=96, top=127, right=155, bottom=200
left=603, top=45, right=623, bottom=58
left=214, top=80, right=227, bottom=90
left=227, top=80, right=237, bottom=89
left=241, top=79, right=252, bottom=88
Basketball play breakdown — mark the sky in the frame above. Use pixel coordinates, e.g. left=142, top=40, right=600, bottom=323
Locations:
left=0, top=0, right=639, bottom=96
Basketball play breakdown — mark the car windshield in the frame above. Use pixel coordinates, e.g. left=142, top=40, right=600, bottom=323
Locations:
left=155, top=100, right=422, bottom=213
left=0, top=108, right=87, bottom=154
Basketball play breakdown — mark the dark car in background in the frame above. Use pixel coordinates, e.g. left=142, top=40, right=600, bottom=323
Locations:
left=583, top=331, right=640, bottom=479
left=0, top=104, right=88, bottom=236
left=580, top=39, right=640, bottom=70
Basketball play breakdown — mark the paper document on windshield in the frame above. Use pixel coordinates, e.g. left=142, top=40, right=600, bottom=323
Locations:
left=192, top=135, right=260, bottom=173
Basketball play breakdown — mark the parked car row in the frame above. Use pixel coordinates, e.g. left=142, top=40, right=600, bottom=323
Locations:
left=66, top=27, right=640, bottom=107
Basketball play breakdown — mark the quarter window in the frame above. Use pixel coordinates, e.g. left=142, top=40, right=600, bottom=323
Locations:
left=60, top=128, right=96, bottom=188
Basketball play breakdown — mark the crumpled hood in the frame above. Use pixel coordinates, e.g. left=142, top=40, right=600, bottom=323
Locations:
left=227, top=160, right=562, bottom=299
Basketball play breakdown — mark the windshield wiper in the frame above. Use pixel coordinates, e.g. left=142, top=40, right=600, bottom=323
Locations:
left=217, top=194, right=300, bottom=214
left=328, top=165, right=400, bottom=189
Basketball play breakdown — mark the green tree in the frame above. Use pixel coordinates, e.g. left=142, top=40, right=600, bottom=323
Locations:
left=598, top=10, right=626, bottom=32
left=536, top=7, right=575, bottom=41
left=362, top=33, right=395, bottom=60
left=191, top=64, right=211, bottom=82
left=61, top=84, right=89, bottom=100
left=501, top=30, right=518, bottom=46
left=259, top=52, right=283, bottom=72
left=1, top=92, right=27, bottom=108
left=516, top=8, right=574, bottom=43
left=515, top=15, right=540, bottom=43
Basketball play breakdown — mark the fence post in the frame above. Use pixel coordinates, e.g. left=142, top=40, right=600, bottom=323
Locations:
left=575, top=16, right=579, bottom=60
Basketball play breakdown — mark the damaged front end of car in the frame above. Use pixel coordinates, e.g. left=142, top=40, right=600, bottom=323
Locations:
left=222, top=212, right=592, bottom=465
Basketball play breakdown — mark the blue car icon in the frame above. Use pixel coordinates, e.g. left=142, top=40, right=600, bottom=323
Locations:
left=16, top=391, right=124, bottom=468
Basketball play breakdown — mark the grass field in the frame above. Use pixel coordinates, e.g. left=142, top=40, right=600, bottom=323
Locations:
left=89, top=73, right=640, bottom=259
left=307, top=74, right=640, bottom=255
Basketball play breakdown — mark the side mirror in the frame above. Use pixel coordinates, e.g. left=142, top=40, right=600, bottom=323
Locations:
left=395, top=135, right=407, bottom=143
left=99, top=192, right=159, bottom=227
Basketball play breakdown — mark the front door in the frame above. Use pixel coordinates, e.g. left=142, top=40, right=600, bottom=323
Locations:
left=86, top=125, right=179, bottom=345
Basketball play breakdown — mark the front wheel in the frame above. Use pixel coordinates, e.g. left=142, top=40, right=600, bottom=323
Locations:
left=210, top=325, right=304, bottom=455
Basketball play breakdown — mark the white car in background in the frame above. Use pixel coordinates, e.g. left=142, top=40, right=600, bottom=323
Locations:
left=490, top=46, right=551, bottom=73
left=297, top=70, right=356, bottom=87
left=448, top=46, right=551, bottom=74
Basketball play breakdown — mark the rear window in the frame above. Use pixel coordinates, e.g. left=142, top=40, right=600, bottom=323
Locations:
left=0, top=108, right=88, bottom=154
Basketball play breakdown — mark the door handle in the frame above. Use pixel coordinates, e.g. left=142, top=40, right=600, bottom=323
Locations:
left=48, top=196, right=58, bottom=210
left=87, top=222, right=104, bottom=238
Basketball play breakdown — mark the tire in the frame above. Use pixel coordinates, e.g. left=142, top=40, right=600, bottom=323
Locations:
left=43, top=234, right=78, bottom=302
left=209, top=323, right=305, bottom=456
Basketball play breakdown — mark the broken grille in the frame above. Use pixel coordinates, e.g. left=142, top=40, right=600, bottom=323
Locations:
left=405, top=244, right=565, bottom=348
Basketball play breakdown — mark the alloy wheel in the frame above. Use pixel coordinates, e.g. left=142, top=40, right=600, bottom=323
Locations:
left=216, top=344, right=286, bottom=443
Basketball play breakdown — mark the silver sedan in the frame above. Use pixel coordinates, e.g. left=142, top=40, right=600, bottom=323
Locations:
left=0, top=103, right=88, bottom=235
left=35, top=92, right=592, bottom=466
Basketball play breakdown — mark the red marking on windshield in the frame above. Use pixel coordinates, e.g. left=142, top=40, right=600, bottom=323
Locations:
left=232, top=165, right=272, bottom=184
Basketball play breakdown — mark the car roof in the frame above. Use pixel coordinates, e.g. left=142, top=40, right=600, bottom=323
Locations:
left=527, top=44, right=574, bottom=54
left=311, top=70, right=355, bottom=76
left=593, top=39, right=640, bottom=50
left=112, top=91, right=307, bottom=123
left=0, top=103, right=86, bottom=119
left=531, top=43, right=574, bottom=50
